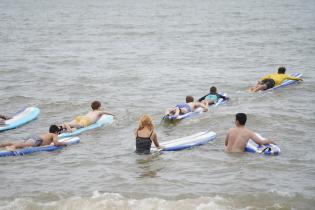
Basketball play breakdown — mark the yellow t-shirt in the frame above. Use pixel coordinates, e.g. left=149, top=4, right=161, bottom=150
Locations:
left=260, top=73, right=301, bottom=86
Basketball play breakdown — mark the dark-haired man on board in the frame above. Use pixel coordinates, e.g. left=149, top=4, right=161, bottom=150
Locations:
left=249, top=67, right=302, bottom=92
left=225, top=113, right=275, bottom=153
left=0, top=125, right=67, bottom=151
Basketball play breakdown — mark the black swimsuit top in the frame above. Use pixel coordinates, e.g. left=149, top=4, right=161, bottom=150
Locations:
left=136, top=131, right=153, bottom=154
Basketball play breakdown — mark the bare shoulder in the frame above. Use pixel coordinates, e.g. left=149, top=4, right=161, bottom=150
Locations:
left=227, top=127, right=235, bottom=133
left=41, top=133, right=54, bottom=140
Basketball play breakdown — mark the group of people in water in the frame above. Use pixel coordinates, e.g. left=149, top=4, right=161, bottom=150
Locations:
left=0, top=67, right=302, bottom=154
left=0, top=101, right=114, bottom=151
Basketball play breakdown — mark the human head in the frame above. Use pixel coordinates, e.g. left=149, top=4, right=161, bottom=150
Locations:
left=235, top=113, right=247, bottom=126
left=49, top=124, right=60, bottom=134
left=210, top=86, right=217, bottom=94
left=138, top=114, right=155, bottom=131
left=91, top=101, right=101, bottom=110
left=278, top=67, right=286, bottom=74
left=186, top=95, right=194, bottom=103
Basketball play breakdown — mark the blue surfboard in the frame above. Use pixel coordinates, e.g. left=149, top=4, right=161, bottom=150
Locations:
left=245, top=134, right=280, bottom=155
left=58, top=115, right=114, bottom=138
left=0, top=137, right=80, bottom=157
left=152, top=131, right=216, bottom=152
left=0, top=107, right=40, bottom=132
left=164, top=93, right=228, bottom=121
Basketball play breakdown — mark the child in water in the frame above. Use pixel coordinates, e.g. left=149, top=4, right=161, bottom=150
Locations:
left=135, top=115, right=162, bottom=154
left=199, top=86, right=229, bottom=106
left=61, top=101, right=114, bottom=132
left=165, top=96, right=208, bottom=117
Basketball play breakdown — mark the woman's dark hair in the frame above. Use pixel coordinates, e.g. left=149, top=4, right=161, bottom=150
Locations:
left=236, top=113, right=247, bottom=125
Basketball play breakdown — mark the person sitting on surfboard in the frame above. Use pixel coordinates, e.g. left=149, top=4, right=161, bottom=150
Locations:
left=249, top=67, right=302, bottom=92
left=0, top=114, right=11, bottom=125
left=135, top=114, right=162, bottom=154
left=198, top=86, right=229, bottom=106
left=165, top=96, right=208, bottom=117
left=0, top=125, right=67, bottom=151
left=61, top=101, right=114, bottom=132
left=224, top=113, right=275, bottom=153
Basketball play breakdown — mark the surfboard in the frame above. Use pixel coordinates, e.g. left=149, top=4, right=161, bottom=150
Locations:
left=58, top=115, right=114, bottom=138
left=0, top=107, right=40, bottom=132
left=245, top=134, right=280, bottom=155
left=164, top=93, right=228, bottom=121
left=268, top=72, right=302, bottom=91
left=0, top=137, right=80, bottom=157
left=152, top=131, right=216, bottom=152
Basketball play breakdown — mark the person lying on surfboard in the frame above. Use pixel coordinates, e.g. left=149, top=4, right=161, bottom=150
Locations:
left=248, top=67, right=302, bottom=92
left=0, top=125, right=67, bottom=151
left=198, top=86, right=229, bottom=106
left=224, top=113, right=275, bottom=153
left=165, top=96, right=208, bottom=117
left=0, top=114, right=11, bottom=125
left=60, top=101, right=114, bottom=132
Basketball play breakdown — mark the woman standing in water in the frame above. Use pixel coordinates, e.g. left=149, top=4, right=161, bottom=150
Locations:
left=135, top=115, right=162, bottom=154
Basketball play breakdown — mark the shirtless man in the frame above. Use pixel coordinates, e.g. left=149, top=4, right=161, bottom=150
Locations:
left=225, top=113, right=275, bottom=153
left=62, top=101, right=114, bottom=132
left=0, top=125, right=67, bottom=151
left=165, top=96, right=208, bottom=117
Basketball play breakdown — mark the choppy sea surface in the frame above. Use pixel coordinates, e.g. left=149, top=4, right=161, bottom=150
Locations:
left=1, top=0, right=315, bottom=209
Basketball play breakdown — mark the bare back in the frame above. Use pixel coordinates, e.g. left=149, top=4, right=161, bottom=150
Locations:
left=137, top=127, right=152, bottom=138
left=84, top=110, right=103, bottom=124
left=225, top=126, right=256, bottom=153
left=136, top=127, right=159, bottom=148
left=39, top=133, right=57, bottom=146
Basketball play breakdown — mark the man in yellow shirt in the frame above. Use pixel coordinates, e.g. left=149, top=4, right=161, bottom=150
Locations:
left=249, top=67, right=302, bottom=92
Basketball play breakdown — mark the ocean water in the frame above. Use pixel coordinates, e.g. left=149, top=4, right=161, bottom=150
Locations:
left=1, top=0, right=315, bottom=209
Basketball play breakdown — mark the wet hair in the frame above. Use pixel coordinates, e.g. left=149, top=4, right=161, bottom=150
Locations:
left=186, top=95, right=194, bottom=103
left=278, top=67, right=286, bottom=74
left=91, top=101, right=101, bottom=110
left=210, top=86, right=217, bottom=94
left=137, top=114, right=155, bottom=132
left=236, top=113, right=247, bottom=125
left=49, top=125, right=60, bottom=133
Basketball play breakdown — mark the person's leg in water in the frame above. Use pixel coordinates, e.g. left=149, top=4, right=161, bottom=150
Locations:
left=202, top=99, right=215, bottom=106
left=165, top=107, right=180, bottom=117
left=1, top=139, right=38, bottom=151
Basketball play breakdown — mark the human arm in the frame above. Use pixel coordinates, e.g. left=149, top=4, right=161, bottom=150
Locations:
left=198, top=94, right=209, bottom=102
left=286, top=75, right=303, bottom=81
left=52, top=134, right=67, bottom=146
left=216, top=93, right=229, bottom=101
left=249, top=132, right=274, bottom=145
left=151, top=132, right=163, bottom=149
left=100, top=111, right=115, bottom=116
left=225, top=132, right=229, bottom=146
